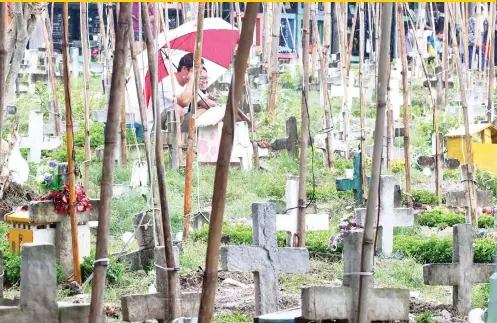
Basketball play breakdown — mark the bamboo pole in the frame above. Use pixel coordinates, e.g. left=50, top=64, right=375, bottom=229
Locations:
left=0, top=3, right=6, bottom=172
left=323, top=2, right=334, bottom=168
left=61, top=2, right=82, bottom=287
left=142, top=4, right=178, bottom=320
left=197, top=4, right=258, bottom=322
left=447, top=4, right=477, bottom=228
left=88, top=4, right=131, bottom=322
left=398, top=4, right=412, bottom=208
left=97, top=3, right=108, bottom=93
left=386, top=61, right=392, bottom=171
left=183, top=3, right=205, bottom=241
left=310, top=12, right=318, bottom=84
left=120, top=91, right=127, bottom=167
left=297, top=3, right=310, bottom=248
left=443, top=3, right=449, bottom=107
left=356, top=4, right=392, bottom=323
left=80, top=3, right=92, bottom=191
left=40, top=13, right=61, bottom=136
left=267, top=2, right=281, bottom=115
left=487, top=3, right=496, bottom=123
left=359, top=3, right=367, bottom=200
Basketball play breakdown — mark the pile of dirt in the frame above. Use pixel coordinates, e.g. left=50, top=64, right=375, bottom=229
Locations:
left=0, top=183, right=34, bottom=219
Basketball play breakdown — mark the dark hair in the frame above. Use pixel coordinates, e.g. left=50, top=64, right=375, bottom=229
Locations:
left=177, top=53, right=204, bottom=72
left=202, top=66, right=207, bottom=72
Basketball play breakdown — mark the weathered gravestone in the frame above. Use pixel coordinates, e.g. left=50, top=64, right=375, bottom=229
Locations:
left=354, top=175, right=414, bottom=257
left=336, top=153, right=370, bottom=205
left=43, top=102, right=80, bottom=135
left=121, top=246, right=199, bottom=322
left=423, top=224, right=494, bottom=316
left=422, top=66, right=455, bottom=107
left=0, top=244, right=95, bottom=323
left=270, top=116, right=299, bottom=158
left=301, top=230, right=410, bottom=322
left=445, top=164, right=493, bottom=222
left=19, top=111, right=62, bottom=163
left=220, top=203, right=310, bottom=315
left=276, top=175, right=329, bottom=247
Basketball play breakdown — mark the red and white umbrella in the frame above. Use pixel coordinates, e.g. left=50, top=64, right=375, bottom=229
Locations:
left=126, top=18, right=239, bottom=125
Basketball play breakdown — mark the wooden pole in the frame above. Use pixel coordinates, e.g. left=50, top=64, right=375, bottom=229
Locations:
left=398, top=4, right=412, bottom=208
left=323, top=2, right=334, bottom=168
left=310, top=12, right=318, bottom=84
left=487, top=3, right=496, bottom=123
left=40, top=13, right=61, bottom=136
left=61, top=2, right=82, bottom=287
left=359, top=3, right=367, bottom=200
left=0, top=3, right=6, bottom=170
left=297, top=3, right=310, bottom=248
left=197, top=4, right=258, bottom=322
left=267, top=2, right=281, bottom=115
left=386, top=61, right=392, bottom=170
left=183, top=2, right=205, bottom=241
left=88, top=4, right=131, bottom=322
left=261, top=3, right=271, bottom=74
left=80, top=3, right=92, bottom=191
left=356, top=4, right=392, bottom=323
left=443, top=3, right=449, bottom=107
left=120, top=90, right=127, bottom=167
left=142, top=3, right=179, bottom=320
left=447, top=4, right=477, bottom=228
left=97, top=3, right=109, bottom=93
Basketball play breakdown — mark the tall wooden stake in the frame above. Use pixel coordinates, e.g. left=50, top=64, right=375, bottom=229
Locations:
left=359, top=3, right=367, bottom=200
left=262, top=3, right=272, bottom=74
left=386, top=61, right=392, bottom=170
left=447, top=4, right=477, bottom=228
left=322, top=2, right=334, bottom=168
left=80, top=3, right=92, bottom=191
left=89, top=4, right=131, bottom=322
left=0, top=3, right=6, bottom=170
left=197, top=4, right=258, bottom=322
left=142, top=3, right=178, bottom=320
left=267, top=2, right=281, bottom=115
left=310, top=12, right=317, bottom=84
left=183, top=3, right=205, bottom=241
left=443, top=3, right=449, bottom=107
left=398, top=4, right=412, bottom=207
left=61, top=2, right=82, bottom=286
left=487, top=3, right=496, bottom=123
left=120, top=91, right=127, bottom=167
left=40, top=13, right=61, bottom=136
left=297, top=3, right=310, bottom=248
left=357, top=4, right=392, bottom=323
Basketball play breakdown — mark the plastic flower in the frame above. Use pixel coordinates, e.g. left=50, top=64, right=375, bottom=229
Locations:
left=36, top=174, right=45, bottom=183
left=338, top=221, right=349, bottom=230
left=350, top=218, right=357, bottom=227
left=48, top=161, right=57, bottom=168
left=44, top=175, right=53, bottom=184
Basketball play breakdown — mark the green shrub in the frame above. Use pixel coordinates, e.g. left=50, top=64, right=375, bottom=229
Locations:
left=3, top=252, right=21, bottom=286
left=334, top=158, right=353, bottom=176
left=306, top=185, right=354, bottom=202
left=417, top=208, right=465, bottom=227
left=394, top=235, right=497, bottom=264
left=412, top=190, right=439, bottom=205
left=415, top=311, right=434, bottom=323
left=74, top=122, right=106, bottom=148
left=81, top=249, right=127, bottom=286
left=443, top=169, right=460, bottom=181
left=478, top=215, right=494, bottom=228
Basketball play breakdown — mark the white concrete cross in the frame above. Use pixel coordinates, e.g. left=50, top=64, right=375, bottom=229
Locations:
left=0, top=244, right=94, bottom=323
left=220, top=203, right=310, bottom=315
left=354, top=175, right=414, bottom=257
left=301, top=230, right=410, bottom=322
left=20, top=111, right=62, bottom=163
left=276, top=175, right=329, bottom=247
left=423, top=224, right=494, bottom=316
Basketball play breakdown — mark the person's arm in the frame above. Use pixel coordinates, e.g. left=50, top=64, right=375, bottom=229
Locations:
left=176, top=72, right=194, bottom=107
left=198, top=96, right=216, bottom=109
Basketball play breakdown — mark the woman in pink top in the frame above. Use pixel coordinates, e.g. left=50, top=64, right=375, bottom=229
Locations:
left=131, top=2, right=155, bottom=53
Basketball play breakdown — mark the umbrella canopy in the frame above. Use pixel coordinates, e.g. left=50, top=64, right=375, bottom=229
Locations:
left=125, top=18, right=239, bottom=125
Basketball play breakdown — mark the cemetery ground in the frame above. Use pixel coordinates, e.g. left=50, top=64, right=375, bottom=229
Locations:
left=2, top=73, right=497, bottom=323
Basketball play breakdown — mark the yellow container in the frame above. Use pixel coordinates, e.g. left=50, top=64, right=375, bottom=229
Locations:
left=6, top=210, right=56, bottom=253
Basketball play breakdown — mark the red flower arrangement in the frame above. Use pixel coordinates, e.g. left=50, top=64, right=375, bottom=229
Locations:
left=25, top=184, right=92, bottom=215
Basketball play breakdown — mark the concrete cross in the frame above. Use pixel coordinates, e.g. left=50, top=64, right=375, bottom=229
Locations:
left=276, top=175, right=329, bottom=247
left=354, top=175, right=413, bottom=257
left=121, top=246, right=199, bottom=322
left=0, top=243, right=94, bottom=323
left=19, top=111, right=62, bottom=163
left=301, top=230, right=410, bottom=322
left=27, top=199, right=99, bottom=278
left=423, top=224, right=494, bottom=316
left=43, top=102, right=80, bottom=135
left=270, top=116, right=300, bottom=158
left=336, top=153, right=369, bottom=205
left=445, top=164, right=493, bottom=222
left=220, top=203, right=310, bottom=315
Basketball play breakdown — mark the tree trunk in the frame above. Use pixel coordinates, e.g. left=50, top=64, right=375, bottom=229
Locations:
left=267, top=2, right=281, bottom=115
left=357, top=4, right=393, bottom=323
left=297, top=3, right=310, bottom=248
left=197, top=4, right=258, bottom=322
left=183, top=3, right=205, bottom=241
left=0, top=3, right=7, bottom=170
left=80, top=3, right=92, bottom=192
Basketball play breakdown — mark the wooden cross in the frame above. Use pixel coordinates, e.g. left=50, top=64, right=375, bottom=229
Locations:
left=0, top=244, right=95, bottom=322
left=220, top=203, right=310, bottom=315
left=301, top=230, right=409, bottom=322
left=423, top=224, right=494, bottom=316
left=19, top=111, right=62, bottom=163
left=270, top=116, right=300, bottom=158
left=354, top=175, right=413, bottom=257
left=336, top=153, right=369, bottom=205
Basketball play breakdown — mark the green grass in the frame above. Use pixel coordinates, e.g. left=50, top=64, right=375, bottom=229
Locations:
left=213, top=312, right=252, bottom=323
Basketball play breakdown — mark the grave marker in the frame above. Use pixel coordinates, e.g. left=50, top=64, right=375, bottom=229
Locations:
left=423, top=224, right=494, bottom=315
left=0, top=244, right=94, bottom=323
left=301, top=230, right=410, bottom=322
left=270, top=116, right=299, bottom=158
left=117, top=212, right=155, bottom=271
left=220, top=203, right=310, bottom=315
left=354, top=175, right=413, bottom=256
left=336, top=153, right=369, bottom=205
left=19, top=111, right=62, bottom=163
left=276, top=175, right=329, bottom=246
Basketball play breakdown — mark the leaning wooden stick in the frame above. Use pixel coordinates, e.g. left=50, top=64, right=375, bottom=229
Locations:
left=80, top=2, right=92, bottom=190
